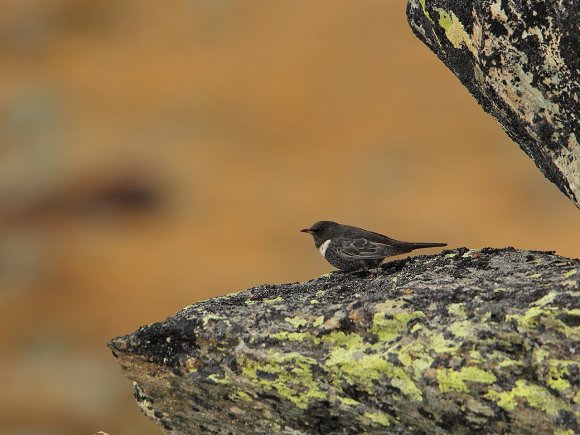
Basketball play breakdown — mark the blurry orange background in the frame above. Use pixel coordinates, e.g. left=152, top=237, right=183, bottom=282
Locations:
left=1, top=1, right=578, bottom=434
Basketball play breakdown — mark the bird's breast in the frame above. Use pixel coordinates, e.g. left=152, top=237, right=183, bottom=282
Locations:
left=319, top=239, right=331, bottom=257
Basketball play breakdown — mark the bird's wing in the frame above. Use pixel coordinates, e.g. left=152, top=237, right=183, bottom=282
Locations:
left=338, top=238, right=399, bottom=259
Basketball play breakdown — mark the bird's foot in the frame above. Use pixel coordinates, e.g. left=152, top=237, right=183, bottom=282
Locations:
left=340, top=269, right=374, bottom=278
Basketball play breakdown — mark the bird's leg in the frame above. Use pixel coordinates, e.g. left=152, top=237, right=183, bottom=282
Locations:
left=367, top=268, right=382, bottom=279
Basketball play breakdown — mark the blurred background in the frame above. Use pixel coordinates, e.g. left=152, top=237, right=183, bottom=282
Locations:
left=0, top=0, right=578, bottom=433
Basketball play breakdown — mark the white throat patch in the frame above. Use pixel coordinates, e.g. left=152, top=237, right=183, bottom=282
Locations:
left=319, top=239, right=331, bottom=257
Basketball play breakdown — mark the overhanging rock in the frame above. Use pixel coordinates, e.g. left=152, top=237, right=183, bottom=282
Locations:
left=407, top=0, right=580, bottom=208
left=109, top=248, right=579, bottom=434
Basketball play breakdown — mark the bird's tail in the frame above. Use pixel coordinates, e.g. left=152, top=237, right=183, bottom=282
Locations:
left=410, top=242, right=447, bottom=250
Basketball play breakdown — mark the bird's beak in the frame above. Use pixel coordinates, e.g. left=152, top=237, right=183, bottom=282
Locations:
left=300, top=228, right=313, bottom=234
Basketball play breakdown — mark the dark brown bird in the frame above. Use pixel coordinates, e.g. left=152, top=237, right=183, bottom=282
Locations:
left=301, top=221, right=447, bottom=272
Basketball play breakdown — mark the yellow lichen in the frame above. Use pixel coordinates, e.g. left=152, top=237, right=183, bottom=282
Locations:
left=449, top=320, right=473, bottom=338
left=428, top=332, right=460, bottom=353
left=208, top=374, right=230, bottom=385
left=236, top=390, right=252, bottom=401
left=436, top=9, right=477, bottom=57
left=370, top=300, right=425, bottom=342
left=448, top=303, right=467, bottom=318
left=338, top=396, right=359, bottom=407
left=202, top=314, right=225, bottom=326
left=418, top=0, right=434, bottom=24
left=271, top=331, right=320, bottom=344
left=532, top=291, right=556, bottom=306
left=562, top=269, right=577, bottom=278
left=263, top=296, right=284, bottom=304
left=313, top=316, right=324, bottom=327
left=508, top=306, right=580, bottom=338
left=364, top=411, right=391, bottom=427
left=371, top=311, right=425, bottom=341
left=534, top=348, right=550, bottom=364
left=284, top=316, right=308, bottom=329
left=546, top=360, right=577, bottom=392
left=323, top=331, right=423, bottom=401
left=485, top=380, right=570, bottom=416
left=397, top=341, right=434, bottom=379
left=437, top=367, right=496, bottom=393
left=241, top=351, right=326, bottom=409
left=469, top=350, right=483, bottom=364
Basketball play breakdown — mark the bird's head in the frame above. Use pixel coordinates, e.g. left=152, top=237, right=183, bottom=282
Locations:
left=300, top=221, right=338, bottom=247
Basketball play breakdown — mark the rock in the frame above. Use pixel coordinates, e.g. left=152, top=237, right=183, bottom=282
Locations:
left=406, top=0, right=580, bottom=208
left=109, top=248, right=579, bottom=434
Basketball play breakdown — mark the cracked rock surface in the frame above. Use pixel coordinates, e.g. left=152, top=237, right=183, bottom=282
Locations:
left=109, top=248, right=579, bottom=434
left=407, top=0, right=580, bottom=208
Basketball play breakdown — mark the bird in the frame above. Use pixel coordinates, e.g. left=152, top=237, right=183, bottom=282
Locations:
left=301, top=220, right=447, bottom=272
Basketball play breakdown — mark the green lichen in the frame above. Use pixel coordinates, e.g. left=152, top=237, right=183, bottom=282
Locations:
left=410, top=323, right=422, bottom=333
left=448, top=303, right=467, bottom=317
left=428, top=331, right=460, bottom=353
left=322, top=331, right=423, bottom=401
left=202, top=314, right=225, bottom=326
left=448, top=320, right=473, bottom=338
left=284, top=316, right=308, bottom=329
left=263, top=296, right=284, bottom=304
left=185, top=357, right=198, bottom=373
left=236, top=390, right=252, bottom=401
left=313, top=316, right=324, bottom=327
left=562, top=268, right=577, bottom=278
left=338, top=396, right=359, bottom=407
left=436, top=8, right=477, bottom=56
left=481, top=312, right=492, bottom=322
left=208, top=374, right=230, bottom=385
left=469, top=350, right=483, bottom=364
left=532, top=291, right=557, bottom=306
left=370, top=301, right=425, bottom=342
left=497, top=357, right=524, bottom=368
left=418, top=0, right=434, bottom=24
left=241, top=351, right=327, bottom=409
left=534, top=348, right=550, bottom=364
left=371, top=311, right=425, bottom=341
left=508, top=306, right=580, bottom=338
left=310, top=299, right=319, bottom=305
left=485, top=380, right=571, bottom=416
left=322, top=331, right=362, bottom=348
left=554, top=430, right=575, bottom=435
left=364, top=411, right=391, bottom=427
left=546, top=360, right=577, bottom=392
left=271, top=331, right=320, bottom=344
left=437, top=367, right=496, bottom=393
left=397, top=341, right=434, bottom=379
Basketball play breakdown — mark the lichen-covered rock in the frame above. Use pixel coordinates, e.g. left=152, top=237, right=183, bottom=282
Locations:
left=109, top=248, right=579, bottom=434
left=407, top=0, right=580, bottom=208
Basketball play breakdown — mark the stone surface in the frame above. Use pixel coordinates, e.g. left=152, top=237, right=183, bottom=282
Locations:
left=109, top=248, right=579, bottom=434
left=407, top=0, right=580, bottom=208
